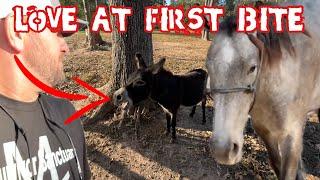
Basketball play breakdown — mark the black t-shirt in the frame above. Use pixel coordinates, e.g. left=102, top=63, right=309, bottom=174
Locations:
left=0, top=93, right=90, bottom=180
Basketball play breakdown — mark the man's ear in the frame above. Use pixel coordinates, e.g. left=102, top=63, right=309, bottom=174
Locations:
left=135, top=53, right=147, bottom=69
left=152, top=58, right=166, bottom=74
left=3, top=16, right=24, bottom=54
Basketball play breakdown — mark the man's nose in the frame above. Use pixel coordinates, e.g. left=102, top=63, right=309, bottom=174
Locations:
left=60, top=39, right=70, bottom=54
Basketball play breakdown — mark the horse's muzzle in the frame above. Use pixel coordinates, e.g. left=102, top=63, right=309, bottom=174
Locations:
left=209, top=136, right=243, bottom=165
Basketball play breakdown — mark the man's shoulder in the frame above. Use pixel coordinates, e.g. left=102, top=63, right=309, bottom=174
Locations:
left=39, top=93, right=77, bottom=120
left=39, top=93, right=84, bottom=129
left=40, top=93, right=75, bottom=111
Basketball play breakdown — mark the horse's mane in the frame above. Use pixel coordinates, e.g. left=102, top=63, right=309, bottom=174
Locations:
left=219, top=15, right=296, bottom=64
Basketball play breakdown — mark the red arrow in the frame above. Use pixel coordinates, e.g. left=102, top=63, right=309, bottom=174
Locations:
left=64, top=77, right=110, bottom=125
left=14, top=56, right=87, bottom=101
left=14, top=55, right=110, bottom=125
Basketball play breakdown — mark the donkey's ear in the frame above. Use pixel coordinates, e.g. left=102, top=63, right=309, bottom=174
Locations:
left=135, top=53, right=147, bottom=69
left=152, top=58, right=166, bottom=74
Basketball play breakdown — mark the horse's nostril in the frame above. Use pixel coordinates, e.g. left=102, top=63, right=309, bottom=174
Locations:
left=117, top=95, right=122, bottom=101
left=232, top=143, right=239, bottom=154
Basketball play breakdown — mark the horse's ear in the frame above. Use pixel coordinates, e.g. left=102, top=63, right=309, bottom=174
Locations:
left=303, top=28, right=312, bottom=38
left=135, top=53, right=147, bottom=69
left=152, top=58, right=166, bottom=74
left=247, top=33, right=265, bottom=52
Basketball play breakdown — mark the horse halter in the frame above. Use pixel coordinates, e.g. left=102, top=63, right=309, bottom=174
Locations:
left=211, top=62, right=262, bottom=95
left=211, top=62, right=262, bottom=112
left=211, top=83, right=256, bottom=94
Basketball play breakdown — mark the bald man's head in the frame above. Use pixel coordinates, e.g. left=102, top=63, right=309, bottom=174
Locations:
left=0, top=15, right=69, bottom=86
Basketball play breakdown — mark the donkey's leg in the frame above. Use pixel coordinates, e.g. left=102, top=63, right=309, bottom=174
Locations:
left=165, top=112, right=171, bottom=136
left=318, top=109, right=320, bottom=122
left=245, top=116, right=254, bottom=134
left=134, top=106, right=142, bottom=139
left=189, top=106, right=196, bottom=117
left=170, top=109, right=178, bottom=142
left=201, top=96, right=207, bottom=124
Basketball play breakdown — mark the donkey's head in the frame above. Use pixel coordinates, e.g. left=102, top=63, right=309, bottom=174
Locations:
left=206, top=17, right=265, bottom=165
left=113, top=53, right=166, bottom=107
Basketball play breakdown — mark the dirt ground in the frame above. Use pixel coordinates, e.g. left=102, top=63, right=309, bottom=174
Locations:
left=60, top=32, right=320, bottom=180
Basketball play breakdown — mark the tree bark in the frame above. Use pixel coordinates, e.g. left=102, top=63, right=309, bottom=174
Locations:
left=82, top=0, right=105, bottom=50
left=110, top=0, right=153, bottom=89
left=201, top=0, right=216, bottom=41
left=88, top=0, right=153, bottom=123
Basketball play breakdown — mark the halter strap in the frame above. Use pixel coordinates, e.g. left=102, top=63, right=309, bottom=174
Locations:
left=212, top=85, right=256, bottom=94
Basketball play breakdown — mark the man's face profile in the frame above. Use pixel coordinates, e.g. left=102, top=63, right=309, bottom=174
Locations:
left=0, top=15, right=69, bottom=87
left=22, top=28, right=69, bottom=86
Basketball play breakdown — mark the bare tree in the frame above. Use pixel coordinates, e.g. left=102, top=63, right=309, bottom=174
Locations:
left=89, top=0, right=153, bottom=122
left=110, top=0, right=153, bottom=89
left=201, top=0, right=216, bottom=41
left=82, top=0, right=106, bottom=50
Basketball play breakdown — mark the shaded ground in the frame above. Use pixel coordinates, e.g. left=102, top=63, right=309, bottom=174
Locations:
left=61, top=32, right=320, bottom=179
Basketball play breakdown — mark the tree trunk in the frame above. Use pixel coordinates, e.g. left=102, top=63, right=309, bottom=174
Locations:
left=82, top=0, right=105, bottom=50
left=201, top=0, right=216, bottom=41
left=110, top=0, right=153, bottom=89
left=226, top=0, right=235, bottom=12
left=88, top=0, right=153, bottom=123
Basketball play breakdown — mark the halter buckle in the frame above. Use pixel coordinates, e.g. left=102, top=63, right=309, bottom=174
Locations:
left=246, top=84, right=256, bottom=93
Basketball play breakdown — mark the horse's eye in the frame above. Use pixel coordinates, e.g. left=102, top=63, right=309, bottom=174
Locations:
left=248, top=65, right=257, bottom=74
left=134, top=80, right=146, bottom=87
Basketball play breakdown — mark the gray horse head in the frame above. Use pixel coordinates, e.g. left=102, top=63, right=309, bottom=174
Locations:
left=206, top=17, right=264, bottom=165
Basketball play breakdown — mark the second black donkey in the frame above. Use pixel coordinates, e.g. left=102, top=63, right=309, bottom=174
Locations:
left=113, top=53, right=208, bottom=142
